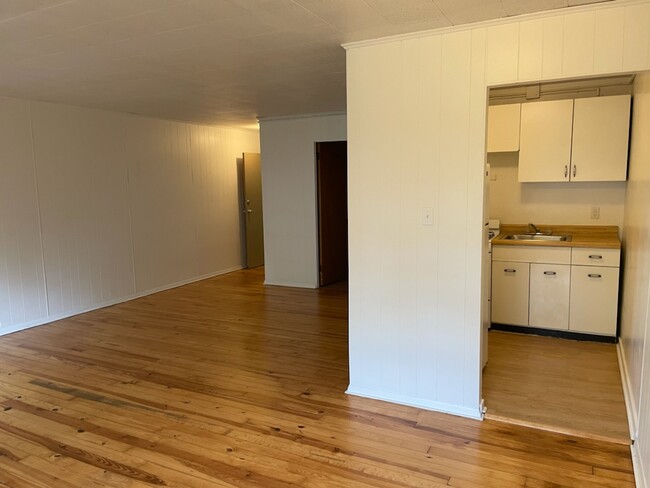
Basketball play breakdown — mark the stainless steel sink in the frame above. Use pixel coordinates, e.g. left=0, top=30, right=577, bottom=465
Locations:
left=504, top=234, right=572, bottom=242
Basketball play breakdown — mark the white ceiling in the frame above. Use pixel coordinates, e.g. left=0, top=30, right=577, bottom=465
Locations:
left=0, top=0, right=612, bottom=126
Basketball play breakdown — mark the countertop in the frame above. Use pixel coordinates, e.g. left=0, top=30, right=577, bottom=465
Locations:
left=491, top=224, right=621, bottom=249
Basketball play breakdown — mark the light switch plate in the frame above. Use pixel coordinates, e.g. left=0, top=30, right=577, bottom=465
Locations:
left=421, top=207, right=433, bottom=226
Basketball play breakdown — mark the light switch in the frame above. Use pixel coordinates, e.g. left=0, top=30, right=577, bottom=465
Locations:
left=421, top=207, right=433, bottom=226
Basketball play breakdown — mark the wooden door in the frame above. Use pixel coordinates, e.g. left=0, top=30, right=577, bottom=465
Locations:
left=243, top=152, right=264, bottom=268
left=317, top=141, right=348, bottom=286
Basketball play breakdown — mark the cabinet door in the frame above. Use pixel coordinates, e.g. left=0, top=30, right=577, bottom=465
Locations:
left=491, top=261, right=529, bottom=326
left=569, top=266, right=620, bottom=335
left=529, top=264, right=570, bottom=330
left=519, top=99, right=574, bottom=182
left=571, top=95, right=630, bottom=182
left=487, top=104, right=521, bottom=152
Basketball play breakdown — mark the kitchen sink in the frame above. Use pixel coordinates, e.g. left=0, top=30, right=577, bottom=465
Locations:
left=504, top=234, right=572, bottom=242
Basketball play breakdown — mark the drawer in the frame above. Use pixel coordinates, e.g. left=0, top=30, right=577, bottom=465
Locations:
left=492, top=245, right=571, bottom=265
left=571, top=248, right=620, bottom=267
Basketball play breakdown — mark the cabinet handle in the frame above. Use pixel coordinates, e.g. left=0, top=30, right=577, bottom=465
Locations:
left=589, top=255, right=602, bottom=260
left=573, top=164, right=576, bottom=177
left=544, top=271, right=556, bottom=275
left=588, top=273, right=602, bottom=278
left=504, top=269, right=516, bottom=273
left=564, top=165, right=568, bottom=178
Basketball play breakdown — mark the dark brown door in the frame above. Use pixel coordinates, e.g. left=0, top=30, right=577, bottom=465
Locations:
left=243, top=152, right=264, bottom=268
left=317, top=141, right=348, bottom=286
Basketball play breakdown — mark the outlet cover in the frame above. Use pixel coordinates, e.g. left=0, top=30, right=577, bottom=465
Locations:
left=590, top=206, right=600, bottom=219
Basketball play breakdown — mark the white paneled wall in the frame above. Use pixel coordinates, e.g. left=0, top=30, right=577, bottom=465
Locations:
left=621, top=71, right=650, bottom=488
left=259, top=114, right=346, bottom=289
left=0, top=97, right=259, bottom=335
left=345, top=0, right=650, bottom=422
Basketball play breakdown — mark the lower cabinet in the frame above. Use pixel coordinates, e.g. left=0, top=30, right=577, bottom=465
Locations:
left=529, top=263, right=570, bottom=330
left=492, top=261, right=529, bottom=326
left=569, top=266, right=620, bottom=335
left=491, top=246, right=620, bottom=336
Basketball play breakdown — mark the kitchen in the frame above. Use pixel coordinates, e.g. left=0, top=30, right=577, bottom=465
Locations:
left=481, top=74, right=639, bottom=443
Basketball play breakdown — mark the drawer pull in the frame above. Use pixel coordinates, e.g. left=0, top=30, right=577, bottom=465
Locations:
left=588, top=255, right=602, bottom=259
left=504, top=269, right=516, bottom=273
left=543, top=271, right=556, bottom=275
left=588, top=273, right=602, bottom=278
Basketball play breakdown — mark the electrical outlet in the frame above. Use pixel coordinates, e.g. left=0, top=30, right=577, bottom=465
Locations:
left=590, top=206, right=600, bottom=219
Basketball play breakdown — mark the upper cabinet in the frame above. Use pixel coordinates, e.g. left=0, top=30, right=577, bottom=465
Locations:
left=487, top=104, right=521, bottom=152
left=571, top=95, right=631, bottom=182
left=518, top=99, right=574, bottom=182
left=518, top=95, right=631, bottom=183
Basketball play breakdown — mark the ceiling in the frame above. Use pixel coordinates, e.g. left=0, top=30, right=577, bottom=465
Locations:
left=0, top=0, right=612, bottom=127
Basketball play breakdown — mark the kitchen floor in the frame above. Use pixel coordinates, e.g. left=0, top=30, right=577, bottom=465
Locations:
left=482, top=330, right=630, bottom=444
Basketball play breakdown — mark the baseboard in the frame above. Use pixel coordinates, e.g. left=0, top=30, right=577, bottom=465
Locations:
left=617, top=341, right=639, bottom=441
left=0, top=265, right=244, bottom=337
left=263, top=279, right=318, bottom=289
left=346, top=386, right=483, bottom=420
left=632, top=442, right=647, bottom=488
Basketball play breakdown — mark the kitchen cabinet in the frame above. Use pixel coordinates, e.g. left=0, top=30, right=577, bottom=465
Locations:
left=571, top=95, right=630, bottom=182
left=529, top=263, right=570, bottom=330
left=518, top=99, right=574, bottom=182
left=518, top=95, right=631, bottom=183
left=569, top=248, right=620, bottom=335
left=491, top=245, right=620, bottom=336
left=487, top=104, right=521, bottom=152
left=491, top=261, right=529, bottom=326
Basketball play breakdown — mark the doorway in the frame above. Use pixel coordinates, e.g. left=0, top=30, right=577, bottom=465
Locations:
left=243, top=152, right=264, bottom=268
left=316, top=141, right=348, bottom=287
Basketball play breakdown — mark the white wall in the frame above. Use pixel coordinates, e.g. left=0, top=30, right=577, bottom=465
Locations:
left=345, top=0, right=650, bottom=422
left=620, top=70, right=650, bottom=488
left=0, top=96, right=259, bottom=335
left=488, top=152, right=627, bottom=229
left=259, top=114, right=347, bottom=288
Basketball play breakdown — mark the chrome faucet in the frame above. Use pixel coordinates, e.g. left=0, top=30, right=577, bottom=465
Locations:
left=528, top=222, right=541, bottom=234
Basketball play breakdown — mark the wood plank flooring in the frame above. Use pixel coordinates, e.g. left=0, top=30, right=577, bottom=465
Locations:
left=482, top=330, right=630, bottom=444
left=0, top=268, right=635, bottom=487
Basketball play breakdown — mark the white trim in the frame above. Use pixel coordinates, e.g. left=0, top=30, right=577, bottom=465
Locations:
left=342, top=0, right=650, bottom=50
left=618, top=341, right=640, bottom=441
left=263, top=279, right=318, bottom=289
left=632, top=442, right=647, bottom=488
left=346, top=386, right=484, bottom=420
left=0, top=266, right=243, bottom=337
left=258, top=112, right=346, bottom=123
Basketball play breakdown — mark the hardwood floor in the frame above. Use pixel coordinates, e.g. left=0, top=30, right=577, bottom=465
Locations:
left=482, top=330, right=630, bottom=444
left=0, top=268, right=635, bottom=487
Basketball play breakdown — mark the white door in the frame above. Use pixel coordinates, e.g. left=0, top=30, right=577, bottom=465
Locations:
left=529, top=263, right=570, bottom=330
left=519, top=99, right=574, bottom=182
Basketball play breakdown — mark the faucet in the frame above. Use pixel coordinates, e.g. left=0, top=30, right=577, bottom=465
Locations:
left=528, top=222, right=541, bottom=234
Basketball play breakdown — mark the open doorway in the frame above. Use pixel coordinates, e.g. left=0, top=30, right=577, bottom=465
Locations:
left=480, top=75, right=633, bottom=443
left=316, top=141, right=348, bottom=287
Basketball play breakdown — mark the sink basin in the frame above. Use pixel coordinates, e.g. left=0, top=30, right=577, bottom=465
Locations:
left=504, top=234, right=572, bottom=242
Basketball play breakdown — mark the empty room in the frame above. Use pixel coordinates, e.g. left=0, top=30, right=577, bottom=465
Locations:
left=1, top=1, right=649, bottom=487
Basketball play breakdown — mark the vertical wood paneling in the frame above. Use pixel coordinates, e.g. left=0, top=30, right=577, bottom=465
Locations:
left=415, top=35, right=442, bottom=402
left=31, top=103, right=135, bottom=316
left=486, top=23, right=519, bottom=85
left=437, top=29, right=472, bottom=406
left=562, top=11, right=596, bottom=77
left=594, top=7, right=624, bottom=74
left=0, top=98, right=47, bottom=328
left=623, top=3, right=650, bottom=71
left=518, top=19, right=543, bottom=81
left=2, top=97, right=259, bottom=335
left=466, top=27, right=488, bottom=408
left=542, top=16, right=564, bottom=79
